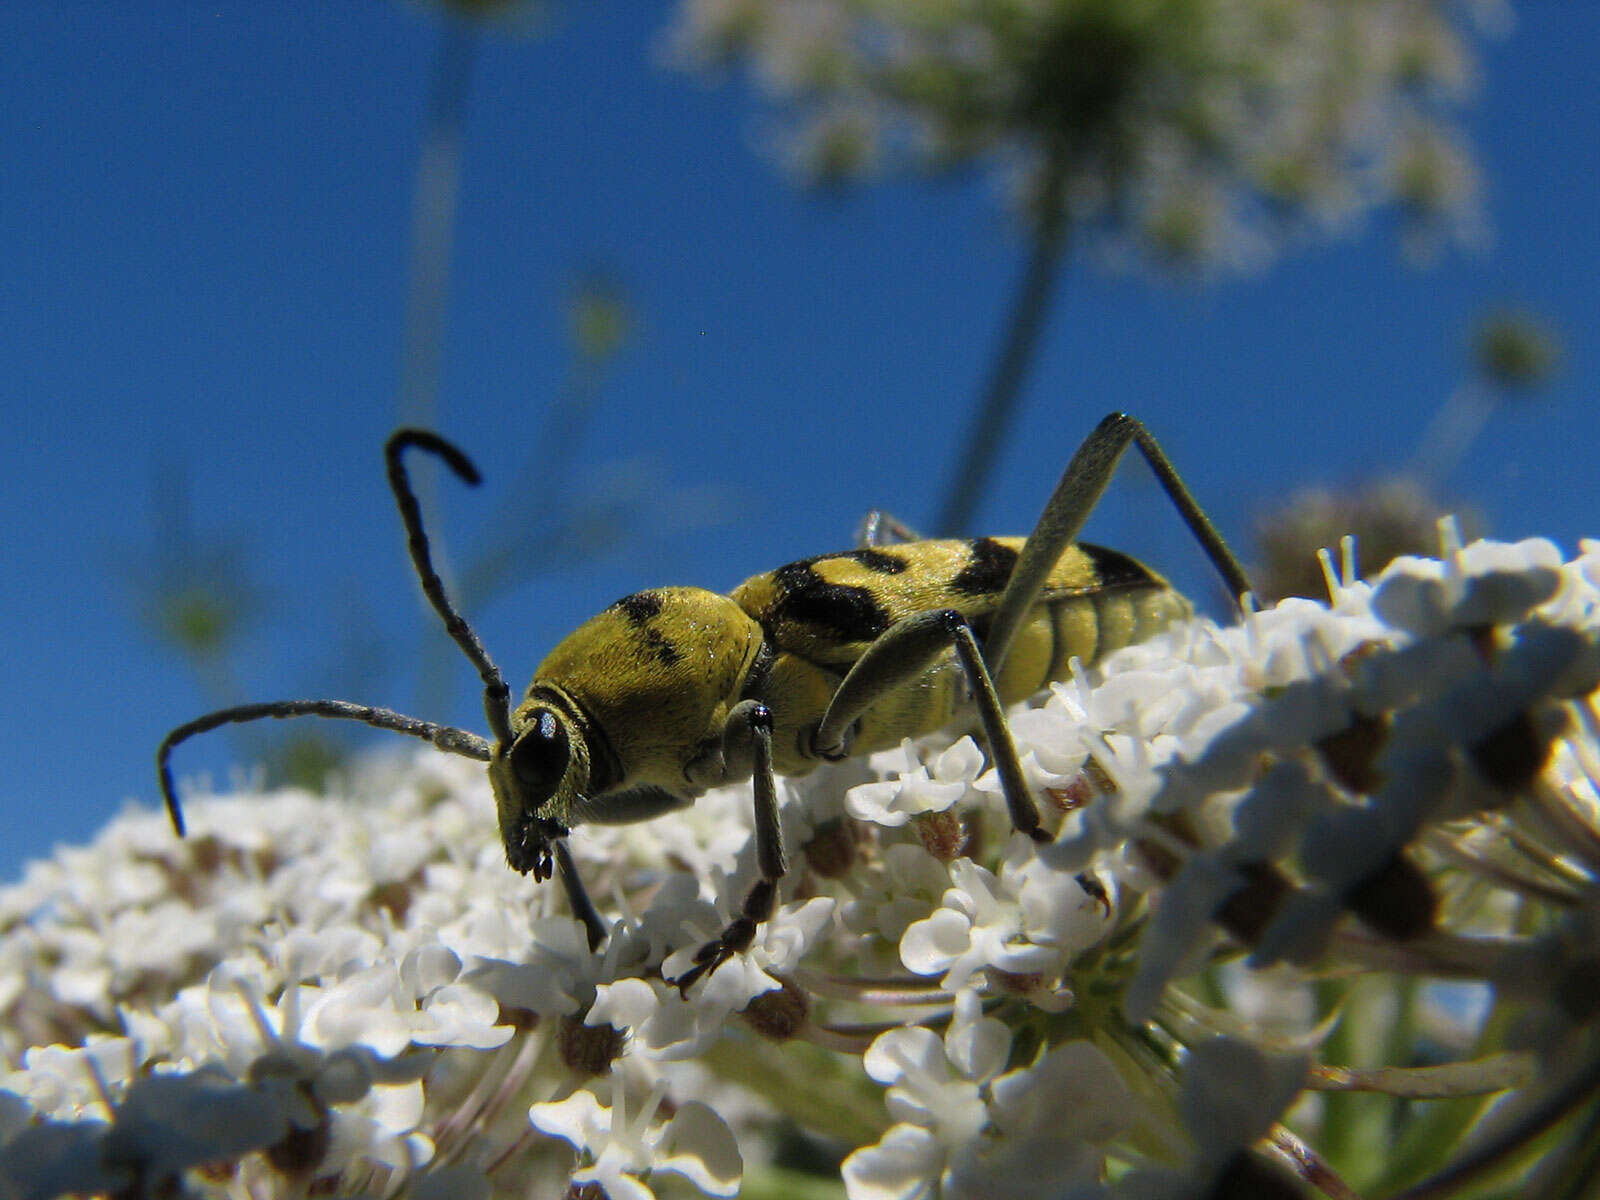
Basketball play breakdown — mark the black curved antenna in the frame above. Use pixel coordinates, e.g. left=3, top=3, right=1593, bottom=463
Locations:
left=158, top=702, right=490, bottom=835
left=385, top=429, right=513, bottom=746
left=157, top=429, right=512, bottom=835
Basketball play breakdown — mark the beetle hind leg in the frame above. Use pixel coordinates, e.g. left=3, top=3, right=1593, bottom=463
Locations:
left=984, top=412, right=1251, bottom=676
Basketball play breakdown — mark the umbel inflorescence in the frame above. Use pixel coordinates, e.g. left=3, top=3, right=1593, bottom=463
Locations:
left=5, top=525, right=1600, bottom=1199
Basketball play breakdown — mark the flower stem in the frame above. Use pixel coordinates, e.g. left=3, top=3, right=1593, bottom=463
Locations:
left=933, top=159, right=1071, bottom=536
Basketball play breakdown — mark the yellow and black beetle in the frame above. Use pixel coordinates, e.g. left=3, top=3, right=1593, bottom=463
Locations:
left=159, top=414, right=1250, bottom=991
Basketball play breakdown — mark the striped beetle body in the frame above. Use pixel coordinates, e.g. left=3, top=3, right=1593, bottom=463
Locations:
left=730, top=538, right=1190, bottom=774
left=508, top=540, right=1187, bottom=844
left=160, top=415, right=1248, bottom=992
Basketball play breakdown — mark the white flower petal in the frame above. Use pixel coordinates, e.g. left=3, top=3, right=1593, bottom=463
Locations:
left=899, top=907, right=972, bottom=977
left=1180, top=1039, right=1310, bottom=1163
left=656, top=1101, right=743, bottom=1196
left=529, top=1088, right=608, bottom=1147
left=842, top=1123, right=945, bottom=1200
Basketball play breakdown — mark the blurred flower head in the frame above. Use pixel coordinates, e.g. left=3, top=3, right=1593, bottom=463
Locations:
left=663, top=0, right=1502, bottom=270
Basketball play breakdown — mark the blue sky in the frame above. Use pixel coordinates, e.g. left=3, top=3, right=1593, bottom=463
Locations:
left=3, top=2, right=1595, bottom=878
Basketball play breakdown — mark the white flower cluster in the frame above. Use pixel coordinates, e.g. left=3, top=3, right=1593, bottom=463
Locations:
left=3, top=527, right=1599, bottom=1198
left=662, top=0, right=1501, bottom=268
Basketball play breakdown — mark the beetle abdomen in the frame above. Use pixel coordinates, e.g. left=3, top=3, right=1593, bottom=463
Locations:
left=735, top=538, right=1189, bottom=773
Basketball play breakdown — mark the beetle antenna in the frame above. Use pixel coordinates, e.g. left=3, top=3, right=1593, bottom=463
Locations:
left=158, top=700, right=491, bottom=835
left=386, top=429, right=514, bottom=746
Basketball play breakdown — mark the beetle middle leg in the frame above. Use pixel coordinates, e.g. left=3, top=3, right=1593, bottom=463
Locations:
left=673, top=613, right=1043, bottom=994
left=672, top=699, right=787, bottom=995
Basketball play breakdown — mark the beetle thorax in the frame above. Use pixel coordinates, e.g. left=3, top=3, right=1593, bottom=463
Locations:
left=530, top=586, right=765, bottom=795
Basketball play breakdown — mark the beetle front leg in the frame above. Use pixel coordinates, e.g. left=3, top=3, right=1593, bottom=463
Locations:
left=555, top=840, right=608, bottom=952
left=671, top=699, right=788, bottom=995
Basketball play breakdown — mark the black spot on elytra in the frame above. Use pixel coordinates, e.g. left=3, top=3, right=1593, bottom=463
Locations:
left=771, top=560, right=891, bottom=642
left=840, top=548, right=910, bottom=574
left=611, top=590, right=665, bottom=623
left=951, top=537, right=1019, bottom=595
left=1077, top=543, right=1157, bottom=590
left=608, top=591, right=680, bottom=666
left=640, top=627, right=681, bottom=667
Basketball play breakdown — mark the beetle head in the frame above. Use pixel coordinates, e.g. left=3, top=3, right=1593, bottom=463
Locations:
left=490, top=704, right=592, bottom=881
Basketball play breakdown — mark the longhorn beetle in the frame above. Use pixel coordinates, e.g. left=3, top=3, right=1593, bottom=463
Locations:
left=158, top=414, right=1250, bottom=992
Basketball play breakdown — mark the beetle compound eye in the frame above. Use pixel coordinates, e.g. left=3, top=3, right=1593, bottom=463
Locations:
left=510, top=709, right=570, bottom=798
